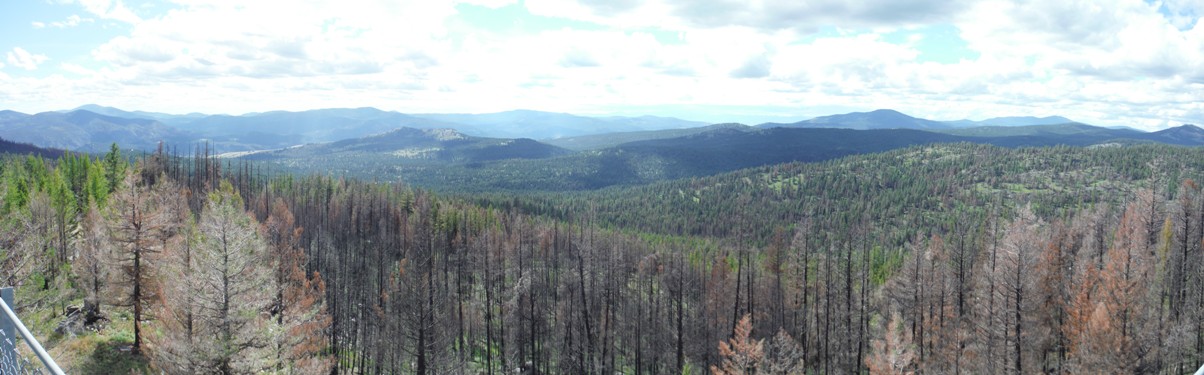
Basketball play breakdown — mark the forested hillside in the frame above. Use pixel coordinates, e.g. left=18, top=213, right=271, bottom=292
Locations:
left=244, top=125, right=1204, bottom=193
left=473, top=144, right=1204, bottom=241
left=0, top=137, right=64, bottom=159
left=1, top=143, right=1202, bottom=374
left=0, top=110, right=191, bottom=152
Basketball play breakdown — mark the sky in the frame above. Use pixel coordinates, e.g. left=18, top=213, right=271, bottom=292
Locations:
left=1, top=0, right=1203, bottom=129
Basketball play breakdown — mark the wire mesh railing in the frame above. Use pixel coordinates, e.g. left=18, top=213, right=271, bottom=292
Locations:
left=0, top=287, right=64, bottom=375
left=0, top=329, right=46, bottom=375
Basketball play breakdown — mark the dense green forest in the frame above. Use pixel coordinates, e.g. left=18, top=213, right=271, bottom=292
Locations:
left=1, top=142, right=1203, bottom=374
left=469, top=144, right=1204, bottom=241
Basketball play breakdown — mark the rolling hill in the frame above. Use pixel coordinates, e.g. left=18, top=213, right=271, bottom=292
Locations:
left=29, top=106, right=705, bottom=152
left=415, top=110, right=707, bottom=139
left=0, top=110, right=30, bottom=122
left=542, top=123, right=751, bottom=150
left=174, top=108, right=459, bottom=151
left=766, top=110, right=1083, bottom=130
left=242, top=127, right=570, bottom=165
left=936, top=122, right=1204, bottom=147
left=0, top=110, right=192, bottom=152
left=71, top=104, right=208, bottom=124
left=935, top=122, right=1136, bottom=137
left=237, top=126, right=970, bottom=191
left=4, top=105, right=1203, bottom=175
left=759, top=109, right=952, bottom=130
left=241, top=122, right=1204, bottom=192
left=942, top=115, right=1076, bottom=127
left=1145, top=124, right=1204, bottom=145
left=491, top=142, right=1204, bottom=241
left=182, top=108, right=706, bottom=150
left=600, top=126, right=964, bottom=178
left=0, top=136, right=65, bottom=158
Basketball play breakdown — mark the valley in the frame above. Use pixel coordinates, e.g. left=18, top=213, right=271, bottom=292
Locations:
left=2, top=105, right=1203, bottom=374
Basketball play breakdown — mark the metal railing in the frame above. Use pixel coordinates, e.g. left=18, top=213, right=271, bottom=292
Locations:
left=0, top=287, right=64, bottom=375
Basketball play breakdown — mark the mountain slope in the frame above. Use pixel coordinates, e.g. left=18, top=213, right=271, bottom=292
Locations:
left=542, top=123, right=751, bottom=151
left=605, top=127, right=962, bottom=178
left=242, top=122, right=1204, bottom=192
left=5, top=106, right=706, bottom=153
left=498, top=143, right=1204, bottom=241
left=934, top=122, right=1146, bottom=141
left=72, top=104, right=207, bottom=124
left=944, top=115, right=1075, bottom=127
left=596, top=115, right=709, bottom=132
left=175, top=108, right=706, bottom=150
left=0, top=110, right=192, bottom=152
left=1145, top=124, right=1204, bottom=145
left=0, top=110, right=29, bottom=122
left=244, top=127, right=570, bottom=165
left=250, top=126, right=971, bottom=191
left=0, top=137, right=65, bottom=158
left=176, top=108, right=459, bottom=151
left=939, top=123, right=1204, bottom=147
left=415, top=110, right=706, bottom=139
left=761, top=109, right=951, bottom=130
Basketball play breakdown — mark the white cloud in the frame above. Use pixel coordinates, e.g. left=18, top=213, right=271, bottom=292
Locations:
left=525, top=0, right=972, bottom=32
left=731, top=54, right=771, bottom=78
left=947, top=0, right=1204, bottom=127
left=515, top=0, right=1204, bottom=128
left=1161, top=0, right=1204, bottom=29
left=7, top=48, right=50, bottom=70
left=33, top=15, right=94, bottom=29
left=455, top=0, right=518, bottom=8
left=973, top=0, right=1204, bottom=74
left=5, top=0, right=1204, bottom=130
left=58, top=15, right=91, bottom=28
left=60, top=63, right=94, bottom=76
left=76, top=0, right=140, bottom=23
left=90, top=1, right=454, bottom=82
left=560, top=48, right=600, bottom=67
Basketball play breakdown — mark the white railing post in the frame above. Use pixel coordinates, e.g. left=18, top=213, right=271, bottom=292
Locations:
left=0, top=287, right=65, bottom=375
left=0, top=287, right=12, bottom=355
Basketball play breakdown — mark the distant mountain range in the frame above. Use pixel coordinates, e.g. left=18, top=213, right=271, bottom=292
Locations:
left=175, top=108, right=457, bottom=150
left=0, top=106, right=706, bottom=152
left=242, top=127, right=569, bottom=165
left=941, top=115, right=1075, bottom=127
left=934, top=123, right=1204, bottom=146
left=562, top=115, right=1204, bottom=152
left=1145, top=124, right=1204, bottom=145
left=1, top=105, right=1202, bottom=161
left=237, top=122, right=1204, bottom=191
left=0, top=109, right=192, bottom=152
left=414, top=110, right=708, bottom=139
left=5, top=103, right=1204, bottom=192
left=543, top=123, right=749, bottom=151
left=239, top=125, right=972, bottom=190
left=756, top=109, right=1082, bottom=131
left=759, top=109, right=952, bottom=130
left=73, top=104, right=209, bottom=123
